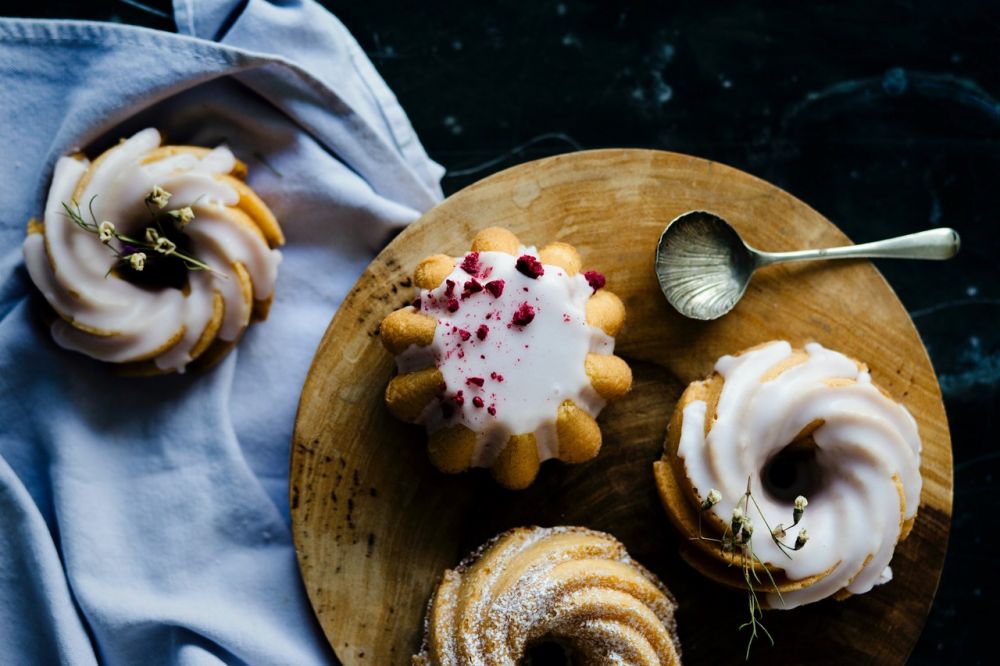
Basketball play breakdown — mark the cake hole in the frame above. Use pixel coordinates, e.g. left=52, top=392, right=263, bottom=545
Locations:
left=112, top=220, right=195, bottom=292
left=762, top=436, right=822, bottom=503
left=523, top=639, right=572, bottom=665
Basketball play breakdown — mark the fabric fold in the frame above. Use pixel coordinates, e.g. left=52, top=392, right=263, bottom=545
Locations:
left=0, top=1, right=442, bottom=663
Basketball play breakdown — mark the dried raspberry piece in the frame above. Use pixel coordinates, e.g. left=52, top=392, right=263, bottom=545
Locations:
left=484, top=280, right=505, bottom=298
left=583, top=270, right=606, bottom=292
left=412, top=298, right=422, bottom=310
left=511, top=302, right=535, bottom=326
left=460, top=252, right=481, bottom=275
left=457, top=329, right=471, bottom=341
left=516, top=254, right=544, bottom=279
left=490, top=372, right=504, bottom=382
left=444, top=279, right=456, bottom=297
left=487, top=404, right=497, bottom=416
left=446, top=298, right=460, bottom=312
left=464, top=279, right=483, bottom=294
left=466, top=376, right=484, bottom=387
left=453, top=391, right=464, bottom=406
left=472, top=396, right=485, bottom=408
left=476, top=324, right=489, bottom=341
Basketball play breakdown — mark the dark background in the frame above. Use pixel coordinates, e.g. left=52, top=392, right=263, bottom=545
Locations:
left=8, top=1, right=999, bottom=663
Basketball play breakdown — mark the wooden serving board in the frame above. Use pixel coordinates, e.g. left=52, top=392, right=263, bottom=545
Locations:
left=290, top=150, right=952, bottom=665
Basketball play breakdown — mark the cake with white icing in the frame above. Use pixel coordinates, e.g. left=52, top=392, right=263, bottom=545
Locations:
left=381, top=227, right=632, bottom=489
left=23, top=128, right=283, bottom=374
left=653, top=341, right=922, bottom=608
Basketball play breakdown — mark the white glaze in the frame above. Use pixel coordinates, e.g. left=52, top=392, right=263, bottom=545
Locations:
left=397, top=249, right=613, bottom=467
left=676, top=341, right=922, bottom=609
left=22, top=128, right=281, bottom=372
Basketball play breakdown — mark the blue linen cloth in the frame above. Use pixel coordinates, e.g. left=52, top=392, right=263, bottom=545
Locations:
left=0, top=1, right=443, bottom=663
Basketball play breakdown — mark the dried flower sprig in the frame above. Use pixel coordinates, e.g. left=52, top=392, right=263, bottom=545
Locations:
left=693, top=479, right=810, bottom=659
left=62, top=188, right=223, bottom=280
left=146, top=185, right=170, bottom=209
left=168, top=207, right=194, bottom=226
left=700, top=488, right=722, bottom=511
left=793, top=495, right=808, bottom=525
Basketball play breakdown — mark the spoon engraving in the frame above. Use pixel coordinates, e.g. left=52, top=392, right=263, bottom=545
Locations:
left=655, top=210, right=960, bottom=320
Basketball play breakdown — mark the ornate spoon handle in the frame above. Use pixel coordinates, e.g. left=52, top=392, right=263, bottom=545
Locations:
left=754, top=228, right=960, bottom=268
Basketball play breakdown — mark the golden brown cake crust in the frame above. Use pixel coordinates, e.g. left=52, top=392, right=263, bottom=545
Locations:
left=413, top=526, right=682, bottom=665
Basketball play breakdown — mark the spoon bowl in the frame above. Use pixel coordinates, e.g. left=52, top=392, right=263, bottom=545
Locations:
left=654, top=211, right=757, bottom=321
left=655, top=210, right=960, bottom=320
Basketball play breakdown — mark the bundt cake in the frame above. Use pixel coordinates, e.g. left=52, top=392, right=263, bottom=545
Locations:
left=653, top=340, right=922, bottom=608
left=381, top=227, right=632, bottom=489
left=23, top=127, right=283, bottom=373
left=413, top=526, right=682, bottom=665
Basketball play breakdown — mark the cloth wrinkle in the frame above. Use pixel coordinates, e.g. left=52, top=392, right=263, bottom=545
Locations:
left=0, top=1, right=443, bottom=664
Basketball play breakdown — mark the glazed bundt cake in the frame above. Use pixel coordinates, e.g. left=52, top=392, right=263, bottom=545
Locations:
left=23, top=127, right=283, bottom=373
left=653, top=340, right=922, bottom=608
left=381, top=227, right=632, bottom=489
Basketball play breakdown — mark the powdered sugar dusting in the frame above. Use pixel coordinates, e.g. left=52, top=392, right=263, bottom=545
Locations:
left=413, top=526, right=681, bottom=665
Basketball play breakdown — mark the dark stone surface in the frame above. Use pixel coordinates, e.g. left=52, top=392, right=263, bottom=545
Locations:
left=7, top=1, right=999, bottom=663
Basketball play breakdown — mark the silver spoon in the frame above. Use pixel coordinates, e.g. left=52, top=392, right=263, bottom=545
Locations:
left=655, top=210, right=960, bottom=320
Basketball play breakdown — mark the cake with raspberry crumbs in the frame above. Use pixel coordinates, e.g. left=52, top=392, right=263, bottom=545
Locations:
left=380, top=227, right=632, bottom=489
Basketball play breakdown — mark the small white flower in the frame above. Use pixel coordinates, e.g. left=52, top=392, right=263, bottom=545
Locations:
left=730, top=506, right=745, bottom=536
left=772, top=523, right=787, bottom=540
left=147, top=185, right=171, bottom=209
left=700, top=488, right=722, bottom=511
left=98, top=220, right=115, bottom=243
left=128, top=252, right=146, bottom=272
left=739, top=518, right=754, bottom=543
left=154, top=237, right=176, bottom=255
left=794, top=528, right=809, bottom=550
left=145, top=227, right=160, bottom=244
left=793, top=495, right=808, bottom=525
left=169, top=206, right=195, bottom=226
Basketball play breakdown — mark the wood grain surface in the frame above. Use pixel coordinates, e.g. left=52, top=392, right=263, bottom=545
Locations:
left=290, top=150, right=952, bottom=665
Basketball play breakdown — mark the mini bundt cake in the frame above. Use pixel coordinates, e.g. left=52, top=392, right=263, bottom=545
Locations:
left=653, top=341, right=922, bottom=609
left=413, top=526, right=682, bottom=665
left=381, top=227, right=632, bottom=489
left=23, top=127, right=283, bottom=373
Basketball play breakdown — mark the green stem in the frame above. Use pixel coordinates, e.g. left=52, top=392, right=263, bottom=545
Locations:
left=747, top=492, right=795, bottom=560
left=63, top=197, right=227, bottom=280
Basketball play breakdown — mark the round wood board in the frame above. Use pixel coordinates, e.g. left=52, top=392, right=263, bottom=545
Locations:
left=290, top=150, right=952, bottom=665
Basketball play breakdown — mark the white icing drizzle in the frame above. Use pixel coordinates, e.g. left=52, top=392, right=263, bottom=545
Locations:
left=397, top=248, right=613, bottom=467
left=22, top=128, right=282, bottom=372
left=676, top=341, right=922, bottom=609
